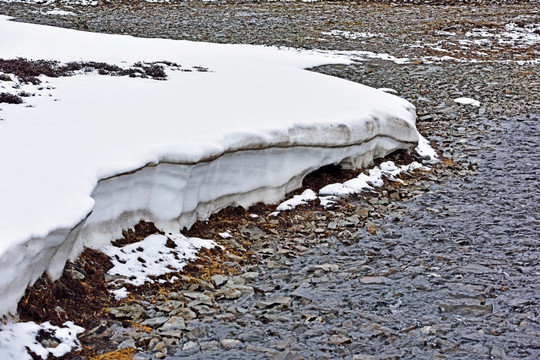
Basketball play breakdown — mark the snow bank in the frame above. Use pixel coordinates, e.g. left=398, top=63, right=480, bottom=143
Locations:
left=0, top=15, right=419, bottom=317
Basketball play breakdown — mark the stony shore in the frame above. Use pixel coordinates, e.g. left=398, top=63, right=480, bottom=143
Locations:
left=1, top=1, right=539, bottom=359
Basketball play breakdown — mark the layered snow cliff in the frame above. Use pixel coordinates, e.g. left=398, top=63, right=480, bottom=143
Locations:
left=0, top=15, right=419, bottom=317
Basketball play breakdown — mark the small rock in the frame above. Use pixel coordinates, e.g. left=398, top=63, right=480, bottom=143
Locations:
left=211, top=274, right=228, bottom=287
left=438, top=303, right=493, bottom=315
left=352, top=355, right=378, bottom=360
left=245, top=345, right=280, bottom=355
left=338, top=220, right=354, bottom=227
left=276, top=350, right=305, bottom=360
left=491, top=345, right=507, bottom=359
left=328, top=335, right=352, bottom=345
left=360, top=276, right=392, bottom=285
left=271, top=295, right=292, bottom=308
left=182, top=341, right=198, bottom=351
left=345, top=215, right=360, bottom=224
left=221, top=338, right=242, bottom=349
left=40, top=338, right=60, bottom=348
left=313, top=263, right=339, bottom=272
left=255, top=301, right=276, bottom=310
left=199, top=340, right=220, bottom=351
left=227, top=284, right=254, bottom=296
left=153, top=342, right=167, bottom=353
left=328, top=222, right=337, bottom=229
left=65, top=267, right=85, bottom=280
left=223, top=288, right=243, bottom=299
left=224, top=253, right=244, bottom=263
left=109, top=304, right=146, bottom=321
left=118, top=338, right=136, bottom=350
left=141, top=316, right=169, bottom=328
left=157, top=300, right=184, bottom=313
left=170, top=307, right=197, bottom=319
left=182, top=291, right=213, bottom=305
left=419, top=114, right=435, bottom=121
left=191, top=304, right=216, bottom=316
left=361, top=322, right=392, bottom=336
left=240, top=272, right=260, bottom=281
left=159, top=316, right=186, bottom=331
left=215, top=313, right=236, bottom=322
left=253, top=284, right=277, bottom=294
left=357, top=208, right=369, bottom=218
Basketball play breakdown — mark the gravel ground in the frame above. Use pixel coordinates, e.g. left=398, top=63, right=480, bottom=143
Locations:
left=1, top=1, right=539, bottom=359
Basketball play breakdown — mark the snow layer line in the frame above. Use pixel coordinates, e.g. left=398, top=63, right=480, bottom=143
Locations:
left=0, top=16, right=419, bottom=317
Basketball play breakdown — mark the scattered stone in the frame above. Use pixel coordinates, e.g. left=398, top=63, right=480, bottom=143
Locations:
left=223, top=288, right=242, bottom=299
left=141, top=316, right=169, bottom=328
left=182, top=291, right=213, bottom=305
left=118, top=339, right=136, bottom=349
left=182, top=341, right=198, bottom=351
left=199, top=340, right=220, bottom=351
left=159, top=316, right=186, bottom=332
left=276, top=350, right=305, bottom=360
left=211, top=274, right=228, bottom=287
left=170, top=307, right=197, bottom=319
left=254, top=284, right=277, bottom=294
left=109, top=304, right=147, bottom=321
left=221, top=338, right=242, bottom=349
left=352, top=355, right=378, bottom=360
left=241, top=272, right=260, bottom=281
left=360, top=276, right=392, bottom=285
left=328, top=335, right=352, bottom=345
left=309, top=263, right=339, bottom=272
left=157, top=300, right=184, bottom=312
left=224, top=253, right=244, bottom=263
left=360, top=322, right=392, bottom=336
left=438, top=303, right=493, bottom=315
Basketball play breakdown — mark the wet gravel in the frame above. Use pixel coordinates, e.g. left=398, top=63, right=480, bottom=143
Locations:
left=1, top=1, right=539, bottom=359
left=168, top=115, right=539, bottom=360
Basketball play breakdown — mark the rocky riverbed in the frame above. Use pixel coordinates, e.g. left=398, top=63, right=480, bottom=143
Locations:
left=1, top=1, right=539, bottom=359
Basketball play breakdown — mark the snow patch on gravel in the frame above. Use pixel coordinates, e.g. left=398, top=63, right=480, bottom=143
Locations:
left=276, top=189, right=318, bottom=211
left=275, top=137, right=438, bottom=211
left=454, top=97, right=481, bottom=106
left=104, top=233, right=216, bottom=290
left=0, top=321, right=83, bottom=360
left=322, top=30, right=382, bottom=40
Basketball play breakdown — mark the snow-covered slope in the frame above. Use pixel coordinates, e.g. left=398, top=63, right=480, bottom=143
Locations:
left=0, top=15, right=418, bottom=317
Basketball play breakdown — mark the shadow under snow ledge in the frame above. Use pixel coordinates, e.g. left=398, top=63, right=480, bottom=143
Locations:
left=0, top=15, right=419, bottom=318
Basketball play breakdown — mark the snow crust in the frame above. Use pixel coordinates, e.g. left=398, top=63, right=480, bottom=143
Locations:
left=0, top=321, right=83, bottom=360
left=0, top=15, right=418, bottom=317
